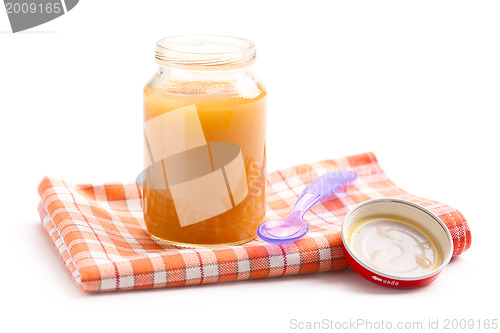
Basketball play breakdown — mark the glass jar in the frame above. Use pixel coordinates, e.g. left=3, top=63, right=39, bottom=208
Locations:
left=141, top=35, right=267, bottom=247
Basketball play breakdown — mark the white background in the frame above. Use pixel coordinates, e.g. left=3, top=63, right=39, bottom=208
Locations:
left=1, top=1, right=499, bottom=332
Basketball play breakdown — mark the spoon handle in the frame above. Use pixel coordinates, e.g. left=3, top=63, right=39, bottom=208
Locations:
left=292, top=170, right=358, bottom=219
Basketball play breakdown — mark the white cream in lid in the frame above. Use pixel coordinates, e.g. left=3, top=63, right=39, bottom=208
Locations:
left=349, top=217, right=439, bottom=277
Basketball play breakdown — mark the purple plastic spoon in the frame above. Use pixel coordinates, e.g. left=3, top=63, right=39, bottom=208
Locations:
left=257, top=170, right=358, bottom=245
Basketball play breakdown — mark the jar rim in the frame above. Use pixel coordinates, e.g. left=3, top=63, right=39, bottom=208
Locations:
left=155, top=35, right=256, bottom=69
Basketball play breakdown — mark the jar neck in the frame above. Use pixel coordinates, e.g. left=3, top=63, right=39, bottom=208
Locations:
left=157, top=65, right=254, bottom=81
left=155, top=35, right=256, bottom=69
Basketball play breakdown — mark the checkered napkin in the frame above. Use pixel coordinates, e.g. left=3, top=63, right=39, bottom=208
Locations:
left=37, top=152, right=471, bottom=293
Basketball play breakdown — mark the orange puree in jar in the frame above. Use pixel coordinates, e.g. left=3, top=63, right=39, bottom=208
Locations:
left=143, top=79, right=267, bottom=246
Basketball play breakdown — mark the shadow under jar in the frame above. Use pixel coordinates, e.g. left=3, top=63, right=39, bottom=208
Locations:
left=142, top=35, right=267, bottom=247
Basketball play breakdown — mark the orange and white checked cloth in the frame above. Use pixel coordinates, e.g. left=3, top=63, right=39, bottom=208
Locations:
left=37, top=152, right=471, bottom=293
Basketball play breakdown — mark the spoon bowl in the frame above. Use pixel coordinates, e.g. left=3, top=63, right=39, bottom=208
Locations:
left=257, top=217, right=310, bottom=244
